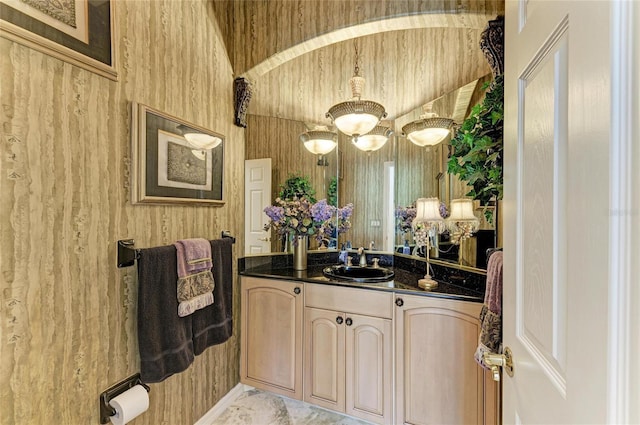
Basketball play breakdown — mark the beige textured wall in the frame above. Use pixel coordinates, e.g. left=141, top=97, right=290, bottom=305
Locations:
left=0, top=1, right=244, bottom=424
left=212, top=0, right=504, bottom=75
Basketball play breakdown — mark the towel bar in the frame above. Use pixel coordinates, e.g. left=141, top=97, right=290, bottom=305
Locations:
left=117, top=231, right=236, bottom=268
left=99, top=373, right=150, bottom=424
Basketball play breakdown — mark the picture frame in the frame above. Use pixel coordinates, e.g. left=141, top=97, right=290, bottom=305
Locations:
left=0, top=0, right=117, bottom=80
left=131, top=102, right=225, bottom=206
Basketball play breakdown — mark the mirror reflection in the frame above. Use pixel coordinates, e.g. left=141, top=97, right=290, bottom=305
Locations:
left=394, top=74, right=497, bottom=270
left=244, top=74, right=498, bottom=270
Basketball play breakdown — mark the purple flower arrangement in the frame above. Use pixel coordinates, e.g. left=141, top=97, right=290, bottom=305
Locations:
left=395, top=203, right=417, bottom=234
left=264, top=196, right=353, bottom=244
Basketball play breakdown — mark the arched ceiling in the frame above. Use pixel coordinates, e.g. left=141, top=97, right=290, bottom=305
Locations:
left=211, top=0, right=504, bottom=127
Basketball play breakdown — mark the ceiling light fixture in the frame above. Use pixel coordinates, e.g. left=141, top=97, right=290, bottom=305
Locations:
left=402, top=103, right=454, bottom=147
left=326, top=41, right=387, bottom=139
left=300, top=126, right=338, bottom=155
left=352, top=125, right=393, bottom=152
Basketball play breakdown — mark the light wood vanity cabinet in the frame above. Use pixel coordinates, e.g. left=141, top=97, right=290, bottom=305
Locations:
left=394, top=293, right=490, bottom=425
left=240, top=277, right=303, bottom=399
left=304, top=283, right=394, bottom=425
left=240, top=276, right=496, bottom=424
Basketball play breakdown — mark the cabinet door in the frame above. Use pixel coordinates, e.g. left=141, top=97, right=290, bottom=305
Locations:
left=304, top=307, right=345, bottom=412
left=241, top=277, right=303, bottom=399
left=395, top=294, right=483, bottom=425
left=345, top=314, right=393, bottom=425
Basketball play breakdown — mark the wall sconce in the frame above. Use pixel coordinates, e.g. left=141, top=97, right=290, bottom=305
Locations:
left=413, top=197, right=446, bottom=290
left=401, top=103, right=453, bottom=147
left=326, top=41, right=387, bottom=138
left=182, top=132, right=222, bottom=150
left=300, top=126, right=337, bottom=155
left=177, top=124, right=222, bottom=150
left=352, top=125, right=393, bottom=152
left=447, top=198, right=480, bottom=265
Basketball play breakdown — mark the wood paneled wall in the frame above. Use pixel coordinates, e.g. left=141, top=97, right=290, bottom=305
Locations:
left=0, top=1, right=243, bottom=424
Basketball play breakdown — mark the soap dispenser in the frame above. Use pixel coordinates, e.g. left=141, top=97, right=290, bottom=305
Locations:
left=339, top=244, right=348, bottom=264
left=402, top=240, right=410, bottom=254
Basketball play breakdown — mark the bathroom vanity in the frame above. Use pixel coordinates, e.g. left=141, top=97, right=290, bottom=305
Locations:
left=239, top=254, right=498, bottom=425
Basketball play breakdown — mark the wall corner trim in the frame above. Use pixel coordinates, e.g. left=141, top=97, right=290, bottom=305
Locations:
left=194, top=383, right=247, bottom=425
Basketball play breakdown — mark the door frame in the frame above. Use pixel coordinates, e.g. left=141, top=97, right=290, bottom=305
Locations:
left=607, top=1, right=640, bottom=422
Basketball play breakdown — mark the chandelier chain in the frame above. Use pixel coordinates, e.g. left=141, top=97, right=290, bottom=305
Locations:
left=353, top=40, right=360, bottom=77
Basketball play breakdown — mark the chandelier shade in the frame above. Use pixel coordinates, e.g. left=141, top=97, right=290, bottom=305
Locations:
left=402, top=102, right=453, bottom=147
left=402, top=117, right=453, bottom=147
left=300, top=127, right=338, bottom=155
left=327, top=99, right=387, bottom=137
left=352, top=125, right=392, bottom=152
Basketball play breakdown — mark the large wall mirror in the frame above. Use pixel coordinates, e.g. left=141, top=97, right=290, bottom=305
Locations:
left=245, top=73, right=498, bottom=271
left=394, top=74, right=497, bottom=270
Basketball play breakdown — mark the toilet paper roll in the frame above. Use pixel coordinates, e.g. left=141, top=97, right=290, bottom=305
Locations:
left=109, top=384, right=149, bottom=425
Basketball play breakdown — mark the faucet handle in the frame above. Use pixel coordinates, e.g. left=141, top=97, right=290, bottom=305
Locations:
left=346, top=256, right=353, bottom=267
left=372, top=258, right=380, bottom=268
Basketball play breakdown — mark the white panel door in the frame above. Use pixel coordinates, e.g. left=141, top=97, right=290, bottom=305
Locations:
left=244, top=158, right=272, bottom=254
left=503, top=1, right=611, bottom=423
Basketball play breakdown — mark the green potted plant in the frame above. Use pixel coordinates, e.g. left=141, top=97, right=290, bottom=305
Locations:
left=278, top=172, right=316, bottom=202
left=447, top=74, right=504, bottom=209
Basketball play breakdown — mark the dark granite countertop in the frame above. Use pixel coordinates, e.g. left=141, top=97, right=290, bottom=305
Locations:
left=239, top=252, right=485, bottom=303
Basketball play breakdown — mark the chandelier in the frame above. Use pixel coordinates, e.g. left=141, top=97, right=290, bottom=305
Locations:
left=352, top=125, right=393, bottom=152
left=326, top=41, right=387, bottom=139
left=299, top=126, right=337, bottom=155
left=402, top=103, right=453, bottom=147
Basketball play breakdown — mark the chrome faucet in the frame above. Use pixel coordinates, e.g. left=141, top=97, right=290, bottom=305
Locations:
left=358, top=247, right=367, bottom=267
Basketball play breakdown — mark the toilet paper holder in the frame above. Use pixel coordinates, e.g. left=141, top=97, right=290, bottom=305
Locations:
left=99, top=373, right=150, bottom=424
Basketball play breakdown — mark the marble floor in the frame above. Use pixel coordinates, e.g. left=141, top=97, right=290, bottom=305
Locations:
left=210, top=389, right=373, bottom=425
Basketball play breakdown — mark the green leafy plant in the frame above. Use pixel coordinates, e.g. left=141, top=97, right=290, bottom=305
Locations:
left=447, top=74, right=504, bottom=205
left=278, top=172, right=316, bottom=202
left=327, top=176, right=338, bottom=207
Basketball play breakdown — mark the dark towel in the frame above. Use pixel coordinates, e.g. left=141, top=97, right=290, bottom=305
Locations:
left=137, top=245, right=194, bottom=383
left=192, top=238, right=234, bottom=355
left=475, top=251, right=503, bottom=369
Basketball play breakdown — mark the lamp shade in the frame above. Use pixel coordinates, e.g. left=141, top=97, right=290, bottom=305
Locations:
left=448, top=199, right=478, bottom=221
left=402, top=117, right=453, bottom=147
left=300, top=128, right=337, bottom=154
left=447, top=198, right=480, bottom=240
left=414, top=197, right=443, bottom=222
left=352, top=125, right=392, bottom=152
left=183, top=132, right=222, bottom=150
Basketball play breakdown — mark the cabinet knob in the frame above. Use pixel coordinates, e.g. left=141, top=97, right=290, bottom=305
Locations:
left=294, top=287, right=301, bottom=295
left=336, top=316, right=344, bottom=325
left=345, top=318, right=353, bottom=326
left=395, top=298, right=404, bottom=307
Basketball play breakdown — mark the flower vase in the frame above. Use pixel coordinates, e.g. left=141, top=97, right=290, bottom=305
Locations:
left=293, top=235, right=308, bottom=270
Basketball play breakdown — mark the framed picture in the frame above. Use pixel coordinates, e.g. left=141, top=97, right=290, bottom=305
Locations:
left=0, top=0, right=117, bottom=80
left=131, top=102, right=225, bottom=206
